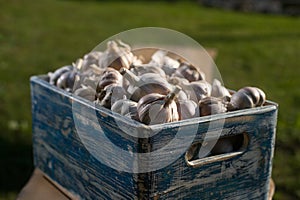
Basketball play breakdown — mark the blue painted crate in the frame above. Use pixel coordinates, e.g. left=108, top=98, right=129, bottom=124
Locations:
left=30, top=75, right=278, bottom=200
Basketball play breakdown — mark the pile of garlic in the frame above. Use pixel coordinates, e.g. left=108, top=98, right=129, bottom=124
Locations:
left=48, top=40, right=266, bottom=125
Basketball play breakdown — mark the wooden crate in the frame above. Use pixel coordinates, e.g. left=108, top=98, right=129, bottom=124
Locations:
left=17, top=169, right=275, bottom=200
left=30, top=75, right=278, bottom=200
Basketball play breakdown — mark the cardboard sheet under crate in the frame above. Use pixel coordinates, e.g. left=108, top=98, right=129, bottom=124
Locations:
left=30, top=75, right=278, bottom=200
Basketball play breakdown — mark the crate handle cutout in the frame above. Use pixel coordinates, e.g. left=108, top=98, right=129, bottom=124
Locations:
left=185, top=133, right=249, bottom=168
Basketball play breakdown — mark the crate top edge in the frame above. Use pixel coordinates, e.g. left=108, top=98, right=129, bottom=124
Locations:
left=30, top=75, right=278, bottom=130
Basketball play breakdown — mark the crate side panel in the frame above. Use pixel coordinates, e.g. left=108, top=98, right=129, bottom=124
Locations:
left=31, top=76, right=278, bottom=200
left=149, top=109, right=277, bottom=200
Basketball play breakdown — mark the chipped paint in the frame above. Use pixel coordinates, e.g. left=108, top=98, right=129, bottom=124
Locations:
left=30, top=76, right=278, bottom=199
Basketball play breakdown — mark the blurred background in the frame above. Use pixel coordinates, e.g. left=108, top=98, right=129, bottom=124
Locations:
left=0, top=0, right=299, bottom=199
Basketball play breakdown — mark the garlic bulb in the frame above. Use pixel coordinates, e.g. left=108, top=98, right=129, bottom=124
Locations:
left=120, top=68, right=171, bottom=102
left=172, top=62, right=205, bottom=82
left=56, top=70, right=80, bottom=92
left=199, top=97, right=227, bottom=116
left=211, top=79, right=231, bottom=100
left=182, top=81, right=212, bottom=103
left=176, top=99, right=199, bottom=120
left=96, top=84, right=127, bottom=109
left=228, top=87, right=266, bottom=111
left=149, top=50, right=180, bottom=75
left=137, top=87, right=181, bottom=125
left=96, top=68, right=122, bottom=93
left=130, top=64, right=166, bottom=78
left=49, top=65, right=73, bottom=85
left=74, top=86, right=96, bottom=102
left=111, top=97, right=138, bottom=120
left=81, top=51, right=103, bottom=71
left=98, top=40, right=141, bottom=70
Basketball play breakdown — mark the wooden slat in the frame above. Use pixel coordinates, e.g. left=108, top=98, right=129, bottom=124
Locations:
left=30, top=74, right=278, bottom=199
left=18, top=169, right=275, bottom=199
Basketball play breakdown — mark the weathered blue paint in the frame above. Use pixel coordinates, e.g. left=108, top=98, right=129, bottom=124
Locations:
left=30, top=75, right=278, bottom=200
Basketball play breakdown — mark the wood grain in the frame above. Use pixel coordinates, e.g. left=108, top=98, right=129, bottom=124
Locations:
left=30, top=76, right=278, bottom=199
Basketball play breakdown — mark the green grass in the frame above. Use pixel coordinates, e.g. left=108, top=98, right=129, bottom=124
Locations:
left=0, top=0, right=299, bottom=199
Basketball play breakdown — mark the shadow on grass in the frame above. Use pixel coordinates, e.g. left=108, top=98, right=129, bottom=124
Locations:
left=0, top=137, right=33, bottom=194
